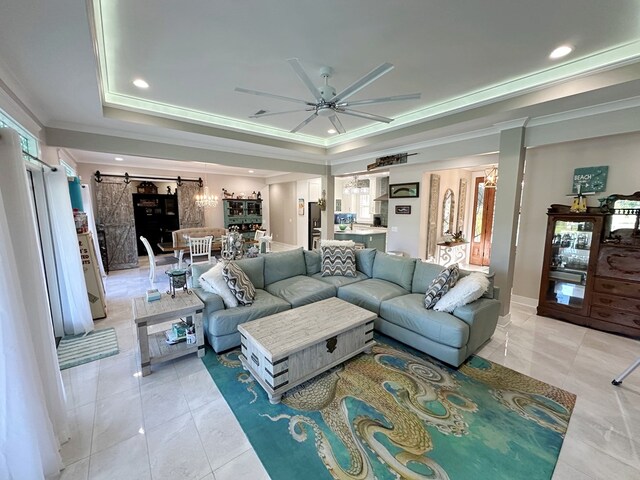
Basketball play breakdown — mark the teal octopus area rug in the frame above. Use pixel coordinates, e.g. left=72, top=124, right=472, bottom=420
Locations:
left=203, top=335, right=576, bottom=480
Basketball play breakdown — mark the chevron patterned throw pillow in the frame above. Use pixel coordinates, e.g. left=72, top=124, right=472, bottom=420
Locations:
left=222, top=261, right=256, bottom=306
left=321, top=245, right=357, bottom=277
left=424, top=263, right=460, bottom=309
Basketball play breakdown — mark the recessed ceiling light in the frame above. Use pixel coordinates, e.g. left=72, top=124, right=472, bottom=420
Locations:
left=327, top=129, right=337, bottom=134
left=132, top=78, right=149, bottom=89
left=549, top=45, right=573, bottom=60
left=114, top=157, right=124, bottom=161
left=248, top=170, right=255, bottom=173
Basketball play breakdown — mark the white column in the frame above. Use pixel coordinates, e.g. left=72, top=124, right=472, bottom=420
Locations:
left=491, top=125, right=527, bottom=316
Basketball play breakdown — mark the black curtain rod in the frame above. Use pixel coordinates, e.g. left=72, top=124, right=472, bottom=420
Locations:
left=93, top=170, right=203, bottom=187
left=23, top=150, right=58, bottom=172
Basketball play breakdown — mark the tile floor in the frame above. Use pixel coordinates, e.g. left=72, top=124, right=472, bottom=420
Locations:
left=51, top=256, right=640, bottom=480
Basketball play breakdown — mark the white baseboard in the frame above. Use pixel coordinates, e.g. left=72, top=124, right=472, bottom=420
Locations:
left=498, top=313, right=512, bottom=327
left=511, top=295, right=538, bottom=308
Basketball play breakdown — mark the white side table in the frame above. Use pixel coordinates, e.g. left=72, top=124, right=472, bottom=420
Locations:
left=436, top=241, right=468, bottom=266
left=132, top=292, right=205, bottom=376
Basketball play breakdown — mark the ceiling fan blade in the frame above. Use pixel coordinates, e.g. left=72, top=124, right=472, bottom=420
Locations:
left=290, top=112, right=318, bottom=133
left=338, top=93, right=421, bottom=107
left=337, top=108, right=393, bottom=123
left=330, top=63, right=394, bottom=104
left=250, top=108, right=313, bottom=118
left=235, top=87, right=314, bottom=106
left=328, top=114, right=346, bottom=134
left=287, top=58, right=323, bottom=102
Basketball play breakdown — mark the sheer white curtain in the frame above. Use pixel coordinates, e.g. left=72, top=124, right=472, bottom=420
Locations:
left=45, top=169, right=94, bottom=335
left=0, top=128, right=67, bottom=478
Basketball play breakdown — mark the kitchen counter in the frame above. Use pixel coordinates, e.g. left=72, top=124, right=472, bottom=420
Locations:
left=334, top=227, right=387, bottom=250
left=334, top=227, right=387, bottom=235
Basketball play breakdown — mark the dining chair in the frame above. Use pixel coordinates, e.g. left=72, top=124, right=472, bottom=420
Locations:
left=189, top=236, right=213, bottom=265
left=254, top=229, right=266, bottom=241
left=259, top=235, right=272, bottom=253
left=140, top=236, right=174, bottom=284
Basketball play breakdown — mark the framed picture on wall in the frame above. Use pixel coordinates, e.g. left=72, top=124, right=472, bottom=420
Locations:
left=389, top=182, right=419, bottom=198
left=298, top=198, right=304, bottom=215
left=395, top=205, right=411, bottom=214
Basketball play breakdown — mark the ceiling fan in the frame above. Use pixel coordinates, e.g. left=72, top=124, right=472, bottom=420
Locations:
left=235, top=59, right=421, bottom=134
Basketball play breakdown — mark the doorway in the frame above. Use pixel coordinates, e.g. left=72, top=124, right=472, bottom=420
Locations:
left=469, top=176, right=496, bottom=266
left=308, top=201, right=320, bottom=250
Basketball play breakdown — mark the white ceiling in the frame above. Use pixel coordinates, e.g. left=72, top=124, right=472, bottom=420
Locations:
left=1, top=0, right=640, bottom=172
left=65, top=149, right=286, bottom=178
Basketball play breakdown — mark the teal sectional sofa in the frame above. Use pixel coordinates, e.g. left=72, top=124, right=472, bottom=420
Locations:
left=192, top=247, right=500, bottom=367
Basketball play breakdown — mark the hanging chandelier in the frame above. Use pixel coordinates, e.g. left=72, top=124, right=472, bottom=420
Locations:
left=484, top=166, right=498, bottom=189
left=195, top=185, right=219, bottom=208
left=195, top=163, right=219, bottom=208
left=343, top=175, right=369, bottom=195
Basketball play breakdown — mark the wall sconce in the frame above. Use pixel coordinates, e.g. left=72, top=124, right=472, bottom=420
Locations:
left=484, top=166, right=498, bottom=188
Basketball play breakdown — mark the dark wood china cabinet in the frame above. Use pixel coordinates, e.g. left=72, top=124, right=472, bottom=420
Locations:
left=537, top=192, right=640, bottom=338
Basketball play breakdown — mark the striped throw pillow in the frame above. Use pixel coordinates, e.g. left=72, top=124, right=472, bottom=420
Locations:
left=321, top=246, right=356, bottom=277
left=222, top=261, right=256, bottom=306
left=424, top=263, right=460, bottom=309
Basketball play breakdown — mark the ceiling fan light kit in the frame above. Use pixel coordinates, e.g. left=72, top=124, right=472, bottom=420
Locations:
left=235, top=58, right=421, bottom=134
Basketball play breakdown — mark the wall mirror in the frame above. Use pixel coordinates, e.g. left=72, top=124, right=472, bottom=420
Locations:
left=442, top=188, right=455, bottom=235
left=603, top=191, right=640, bottom=242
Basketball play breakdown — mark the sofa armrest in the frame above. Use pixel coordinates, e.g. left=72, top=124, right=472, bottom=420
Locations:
left=452, top=298, right=500, bottom=353
left=452, top=298, right=500, bottom=326
left=492, top=286, right=500, bottom=300
left=192, top=287, right=225, bottom=316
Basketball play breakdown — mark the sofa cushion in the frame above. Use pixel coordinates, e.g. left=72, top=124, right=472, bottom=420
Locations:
left=265, top=275, right=336, bottom=308
left=264, top=248, right=306, bottom=285
left=424, top=264, right=459, bottom=309
left=312, top=271, right=368, bottom=288
left=304, top=249, right=321, bottom=275
left=199, top=262, right=238, bottom=308
left=434, top=272, right=489, bottom=312
left=337, top=278, right=409, bottom=314
left=411, top=261, right=445, bottom=294
left=223, top=261, right=256, bottom=306
left=321, top=245, right=356, bottom=277
left=234, top=256, right=265, bottom=289
left=207, top=289, right=290, bottom=337
left=380, top=294, right=470, bottom=349
left=459, top=269, right=495, bottom=299
left=355, top=248, right=376, bottom=277
left=372, top=251, right=416, bottom=291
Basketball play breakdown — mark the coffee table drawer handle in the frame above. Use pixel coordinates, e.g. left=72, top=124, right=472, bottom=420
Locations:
left=326, top=336, right=337, bottom=353
left=251, top=353, right=260, bottom=367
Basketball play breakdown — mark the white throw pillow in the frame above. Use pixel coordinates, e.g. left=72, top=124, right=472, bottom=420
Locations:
left=433, top=272, right=489, bottom=313
left=199, top=262, right=239, bottom=308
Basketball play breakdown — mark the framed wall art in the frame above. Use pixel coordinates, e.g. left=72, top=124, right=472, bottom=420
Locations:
left=395, top=205, right=411, bottom=214
left=389, top=182, right=419, bottom=198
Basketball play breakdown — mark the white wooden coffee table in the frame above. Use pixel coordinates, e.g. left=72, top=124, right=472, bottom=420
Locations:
left=238, top=297, right=376, bottom=404
left=132, top=291, right=205, bottom=376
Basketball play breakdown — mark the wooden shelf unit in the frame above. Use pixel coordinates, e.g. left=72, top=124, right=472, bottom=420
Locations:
left=537, top=201, right=640, bottom=338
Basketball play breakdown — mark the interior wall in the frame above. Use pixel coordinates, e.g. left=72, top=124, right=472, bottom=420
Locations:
left=75, top=162, right=268, bottom=230
left=386, top=165, right=426, bottom=257
left=513, top=131, right=640, bottom=301
left=269, top=181, right=297, bottom=245
left=295, top=177, right=321, bottom=249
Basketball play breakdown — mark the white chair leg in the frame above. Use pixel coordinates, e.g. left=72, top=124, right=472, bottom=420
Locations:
left=149, top=262, right=155, bottom=284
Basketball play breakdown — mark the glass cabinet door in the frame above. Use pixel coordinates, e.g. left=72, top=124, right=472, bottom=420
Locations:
left=544, top=219, right=594, bottom=309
